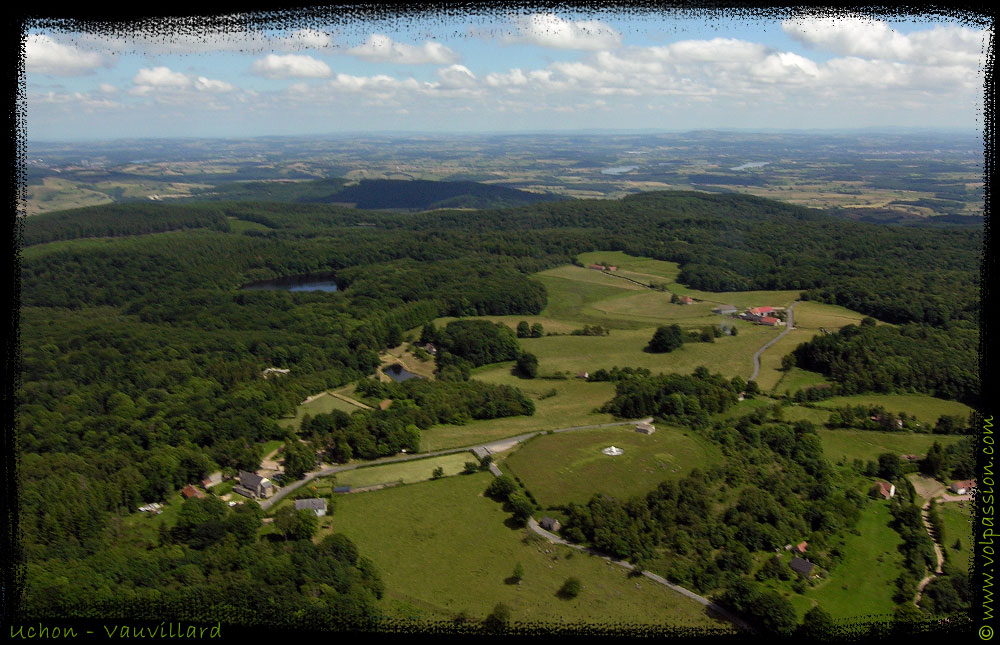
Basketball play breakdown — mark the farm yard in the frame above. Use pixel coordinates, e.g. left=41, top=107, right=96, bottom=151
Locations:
left=502, top=424, right=723, bottom=507
left=326, top=472, right=727, bottom=628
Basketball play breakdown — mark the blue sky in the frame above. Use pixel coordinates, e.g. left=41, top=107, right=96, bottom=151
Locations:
left=23, top=9, right=990, bottom=140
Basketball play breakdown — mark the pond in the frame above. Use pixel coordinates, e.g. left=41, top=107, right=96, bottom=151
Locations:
left=385, top=364, right=422, bottom=383
left=729, top=161, right=770, bottom=171
left=241, top=273, right=339, bottom=292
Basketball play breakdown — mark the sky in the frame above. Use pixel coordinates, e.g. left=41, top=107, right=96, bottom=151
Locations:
left=21, top=8, right=992, bottom=141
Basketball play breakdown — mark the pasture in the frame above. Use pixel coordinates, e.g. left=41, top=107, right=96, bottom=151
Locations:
left=326, top=472, right=726, bottom=627
left=503, top=424, right=723, bottom=507
left=817, top=429, right=965, bottom=463
left=939, top=501, right=973, bottom=573
left=277, top=391, right=365, bottom=430
left=814, top=394, right=974, bottom=426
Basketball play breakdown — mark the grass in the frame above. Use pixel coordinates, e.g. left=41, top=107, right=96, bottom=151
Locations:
left=818, top=429, right=966, bottom=463
left=277, top=391, right=363, bottom=430
left=938, top=501, right=973, bottom=574
left=502, top=424, right=723, bottom=507
left=798, top=499, right=905, bottom=619
left=325, top=472, right=726, bottom=627
left=420, top=372, right=617, bottom=452
left=813, top=394, right=974, bottom=426
left=791, top=300, right=870, bottom=330
left=755, top=328, right=815, bottom=392
left=773, top=368, right=831, bottom=396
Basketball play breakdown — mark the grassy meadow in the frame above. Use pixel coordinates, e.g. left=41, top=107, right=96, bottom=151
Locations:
left=817, top=429, right=965, bottom=463
left=813, top=394, right=974, bottom=426
left=325, top=472, right=727, bottom=628
left=502, top=424, right=723, bottom=507
left=277, top=391, right=366, bottom=430
left=939, top=501, right=974, bottom=573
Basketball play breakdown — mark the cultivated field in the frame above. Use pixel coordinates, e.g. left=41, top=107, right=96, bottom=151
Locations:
left=502, top=424, right=723, bottom=507
left=326, top=472, right=727, bottom=627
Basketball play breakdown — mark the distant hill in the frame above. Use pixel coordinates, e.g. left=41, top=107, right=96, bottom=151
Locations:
left=322, top=179, right=570, bottom=210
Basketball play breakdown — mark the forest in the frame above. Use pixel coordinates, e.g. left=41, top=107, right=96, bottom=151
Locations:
left=16, top=188, right=981, bottom=625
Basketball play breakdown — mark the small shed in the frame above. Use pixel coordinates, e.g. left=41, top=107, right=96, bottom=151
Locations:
left=951, top=480, right=976, bottom=495
left=333, top=486, right=352, bottom=494
left=294, top=498, right=328, bottom=517
left=539, top=517, right=561, bottom=532
left=635, top=421, right=656, bottom=434
left=795, top=541, right=808, bottom=554
left=713, top=305, right=738, bottom=315
left=872, top=480, right=896, bottom=499
left=577, top=371, right=589, bottom=379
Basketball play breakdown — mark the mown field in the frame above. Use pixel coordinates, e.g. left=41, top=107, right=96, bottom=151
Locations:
left=817, top=429, right=966, bottom=463
left=277, top=391, right=367, bottom=430
left=502, top=424, right=723, bottom=507
left=813, top=394, right=974, bottom=426
left=795, top=499, right=906, bottom=619
left=938, top=501, right=974, bottom=573
left=326, top=472, right=728, bottom=628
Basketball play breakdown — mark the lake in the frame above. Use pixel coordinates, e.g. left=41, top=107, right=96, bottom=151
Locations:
left=241, top=273, right=339, bottom=292
left=385, top=364, right=422, bottom=382
left=729, top=161, right=770, bottom=171
left=601, top=165, right=639, bottom=175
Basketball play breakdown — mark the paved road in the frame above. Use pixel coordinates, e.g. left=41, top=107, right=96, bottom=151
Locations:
left=749, top=301, right=797, bottom=382
left=259, top=418, right=650, bottom=511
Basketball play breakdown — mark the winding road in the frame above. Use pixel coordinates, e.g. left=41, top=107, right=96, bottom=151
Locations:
left=748, top=301, right=797, bottom=382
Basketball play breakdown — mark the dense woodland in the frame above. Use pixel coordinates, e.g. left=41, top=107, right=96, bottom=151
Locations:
left=16, top=188, right=981, bottom=624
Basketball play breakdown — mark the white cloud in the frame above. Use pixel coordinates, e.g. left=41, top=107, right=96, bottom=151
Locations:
left=348, top=34, right=459, bottom=64
left=26, top=34, right=107, bottom=76
left=251, top=54, right=332, bottom=79
left=99, top=83, right=119, bottom=94
left=782, top=18, right=986, bottom=66
left=133, top=66, right=191, bottom=88
left=59, top=26, right=334, bottom=56
left=194, top=76, right=235, bottom=92
left=506, top=13, right=622, bottom=51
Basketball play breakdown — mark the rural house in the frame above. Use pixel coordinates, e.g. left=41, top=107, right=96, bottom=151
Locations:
left=759, top=316, right=781, bottom=326
left=588, top=264, right=606, bottom=270
left=789, top=557, right=815, bottom=578
left=872, top=480, right=896, bottom=499
left=577, top=371, right=589, bottom=379
left=795, top=541, right=808, bottom=554
left=181, top=484, right=206, bottom=500
left=294, top=498, right=328, bottom=517
left=234, top=470, right=274, bottom=499
left=678, top=296, right=694, bottom=305
left=539, top=517, right=561, bottom=532
left=950, top=479, right=976, bottom=495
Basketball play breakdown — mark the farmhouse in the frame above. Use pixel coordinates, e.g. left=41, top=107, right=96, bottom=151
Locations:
left=607, top=266, right=618, bottom=271
left=234, top=470, right=274, bottom=499
left=635, top=421, right=656, bottom=434
left=678, top=296, right=694, bottom=305
left=588, top=264, right=606, bottom=270
left=759, top=316, right=780, bottom=326
left=294, top=498, right=328, bottom=516
left=577, top=371, right=589, bottom=379
left=872, top=480, right=896, bottom=499
left=201, top=472, right=222, bottom=488
left=181, top=484, right=206, bottom=500
left=539, top=517, right=561, bottom=532
left=748, top=306, right=775, bottom=315
left=795, top=541, right=808, bottom=554
left=950, top=479, right=976, bottom=495
left=789, top=557, right=815, bottom=578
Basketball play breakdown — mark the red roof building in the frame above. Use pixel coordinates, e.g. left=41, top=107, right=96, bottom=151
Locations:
left=678, top=296, right=694, bottom=305
left=759, top=316, right=780, bottom=325
left=748, top=306, right=775, bottom=315
left=588, top=264, right=606, bottom=270
left=796, top=541, right=808, bottom=554
left=181, top=484, right=206, bottom=499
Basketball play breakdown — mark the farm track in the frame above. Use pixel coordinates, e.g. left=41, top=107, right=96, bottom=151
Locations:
left=749, top=301, right=797, bottom=382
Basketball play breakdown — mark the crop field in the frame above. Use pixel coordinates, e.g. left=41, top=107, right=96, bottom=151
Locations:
left=939, top=501, right=973, bottom=573
left=325, top=472, right=726, bottom=627
left=502, top=424, right=723, bottom=507
left=813, top=394, right=973, bottom=426
left=817, top=429, right=965, bottom=463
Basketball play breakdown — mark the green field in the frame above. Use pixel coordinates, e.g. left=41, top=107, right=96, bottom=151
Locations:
left=791, top=300, right=870, bottom=330
left=420, top=371, right=617, bottom=452
left=814, top=394, right=974, bottom=426
left=756, top=328, right=815, bottom=392
left=503, top=424, right=723, bottom=507
left=939, top=501, right=973, bottom=574
left=277, top=391, right=364, bottom=430
left=799, top=499, right=905, bottom=619
left=773, top=368, right=832, bottom=396
left=818, top=429, right=965, bottom=463
left=327, top=472, right=727, bottom=627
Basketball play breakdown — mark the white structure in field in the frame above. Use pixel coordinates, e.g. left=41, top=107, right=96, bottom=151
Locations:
left=602, top=445, right=624, bottom=456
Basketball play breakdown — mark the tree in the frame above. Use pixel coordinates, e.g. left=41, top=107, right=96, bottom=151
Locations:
left=877, top=452, right=902, bottom=481
left=559, top=577, right=582, bottom=598
left=730, top=325, right=738, bottom=336
left=462, top=461, right=479, bottom=474
left=647, top=324, right=683, bottom=353
left=515, top=352, right=538, bottom=378
left=282, top=441, right=318, bottom=480
left=483, top=603, right=511, bottom=632
left=530, top=322, right=544, bottom=338
left=432, top=466, right=445, bottom=479
left=781, top=354, right=796, bottom=371
left=486, top=475, right=517, bottom=501
left=798, top=606, right=835, bottom=641
left=516, top=321, right=530, bottom=338
left=512, top=563, right=524, bottom=583
left=508, top=492, right=534, bottom=525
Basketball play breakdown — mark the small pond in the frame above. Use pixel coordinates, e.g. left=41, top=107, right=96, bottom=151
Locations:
left=241, top=273, right=339, bottom=292
left=385, top=364, right=422, bottom=383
